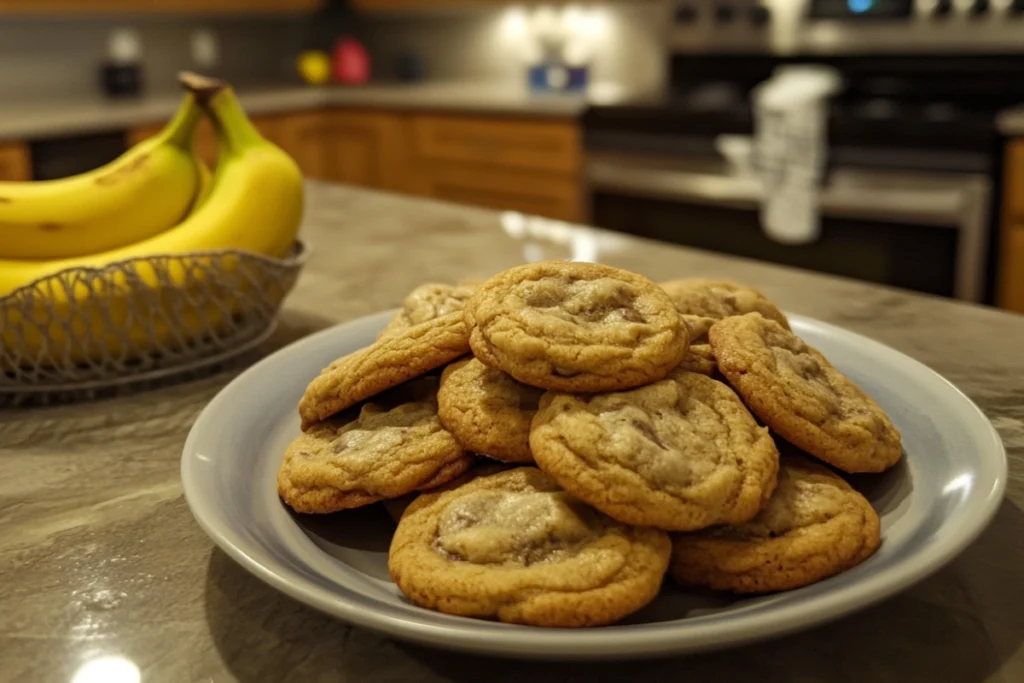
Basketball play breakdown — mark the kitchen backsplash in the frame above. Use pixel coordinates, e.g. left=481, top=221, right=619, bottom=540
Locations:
left=359, top=4, right=668, bottom=90
left=0, top=17, right=309, bottom=100
left=0, top=3, right=666, bottom=100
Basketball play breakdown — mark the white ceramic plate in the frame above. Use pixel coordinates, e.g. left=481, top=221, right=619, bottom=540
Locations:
left=181, top=311, right=1007, bottom=659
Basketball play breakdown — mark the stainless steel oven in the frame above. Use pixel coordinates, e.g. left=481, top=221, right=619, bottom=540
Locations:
left=586, top=153, right=990, bottom=299
left=582, top=0, right=1024, bottom=303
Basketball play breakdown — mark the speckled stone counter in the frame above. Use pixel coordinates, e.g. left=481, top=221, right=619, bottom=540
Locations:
left=2, top=182, right=1023, bottom=683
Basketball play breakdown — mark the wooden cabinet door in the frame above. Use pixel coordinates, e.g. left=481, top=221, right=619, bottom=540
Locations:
left=275, top=110, right=409, bottom=190
left=411, top=114, right=580, bottom=174
left=999, top=140, right=1024, bottom=312
left=414, top=162, right=582, bottom=222
left=0, top=143, right=31, bottom=181
left=999, top=224, right=1024, bottom=313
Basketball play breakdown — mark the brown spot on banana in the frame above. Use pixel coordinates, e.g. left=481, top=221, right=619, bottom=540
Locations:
left=38, top=222, right=63, bottom=231
left=0, top=197, right=11, bottom=203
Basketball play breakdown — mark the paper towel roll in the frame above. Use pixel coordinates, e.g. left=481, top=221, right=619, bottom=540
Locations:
left=753, top=66, right=841, bottom=245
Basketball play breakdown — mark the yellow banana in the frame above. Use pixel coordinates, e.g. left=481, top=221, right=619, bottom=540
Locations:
left=0, top=95, right=203, bottom=260
left=0, top=74, right=304, bottom=369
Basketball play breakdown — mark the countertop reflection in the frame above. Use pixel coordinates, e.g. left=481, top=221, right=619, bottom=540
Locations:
left=2, top=181, right=1023, bottom=683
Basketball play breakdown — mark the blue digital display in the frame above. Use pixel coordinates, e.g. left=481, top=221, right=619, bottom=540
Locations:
left=847, top=0, right=875, bottom=12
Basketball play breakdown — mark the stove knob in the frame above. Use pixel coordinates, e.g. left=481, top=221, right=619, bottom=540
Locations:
left=675, top=4, right=699, bottom=22
left=932, top=0, right=953, bottom=16
left=969, top=0, right=989, bottom=16
left=750, top=5, right=772, bottom=24
left=715, top=3, right=736, bottom=22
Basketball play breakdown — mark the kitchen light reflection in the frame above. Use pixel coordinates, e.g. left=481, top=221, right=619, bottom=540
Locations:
left=71, top=655, right=140, bottom=683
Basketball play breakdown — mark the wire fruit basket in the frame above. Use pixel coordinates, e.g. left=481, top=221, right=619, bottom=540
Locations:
left=1, top=241, right=306, bottom=396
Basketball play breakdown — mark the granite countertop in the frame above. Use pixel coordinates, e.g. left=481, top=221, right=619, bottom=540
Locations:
left=2, top=182, right=1024, bottom=682
left=0, top=81, right=641, bottom=142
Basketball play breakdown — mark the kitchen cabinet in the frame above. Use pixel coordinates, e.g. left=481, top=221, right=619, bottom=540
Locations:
left=999, top=140, right=1024, bottom=313
left=274, top=110, right=411, bottom=191
left=0, top=143, right=31, bottom=181
left=411, top=114, right=580, bottom=174
left=412, top=162, right=581, bottom=222
left=130, top=106, right=582, bottom=221
left=0, top=0, right=321, bottom=13
left=409, top=113, right=581, bottom=221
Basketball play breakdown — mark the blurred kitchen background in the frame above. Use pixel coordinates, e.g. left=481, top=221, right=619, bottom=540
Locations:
left=3, top=0, right=1024, bottom=313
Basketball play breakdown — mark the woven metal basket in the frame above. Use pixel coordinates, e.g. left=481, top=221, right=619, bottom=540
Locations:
left=0, top=241, right=306, bottom=395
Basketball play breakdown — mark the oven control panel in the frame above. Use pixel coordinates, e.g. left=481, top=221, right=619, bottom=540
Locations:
left=670, top=0, right=1024, bottom=53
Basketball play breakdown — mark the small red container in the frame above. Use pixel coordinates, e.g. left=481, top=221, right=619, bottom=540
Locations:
left=332, top=37, right=371, bottom=85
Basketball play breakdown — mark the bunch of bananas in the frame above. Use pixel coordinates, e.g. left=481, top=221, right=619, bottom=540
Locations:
left=0, top=72, right=305, bottom=372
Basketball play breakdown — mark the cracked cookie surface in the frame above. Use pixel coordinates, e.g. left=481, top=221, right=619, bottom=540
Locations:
left=437, top=358, right=543, bottom=463
left=530, top=370, right=779, bottom=531
left=298, top=312, right=470, bottom=430
left=465, top=261, right=687, bottom=392
left=280, top=379, right=473, bottom=513
left=388, top=467, right=671, bottom=627
left=670, top=455, right=881, bottom=593
left=660, top=278, right=790, bottom=329
left=379, top=281, right=479, bottom=340
left=709, top=313, right=902, bottom=473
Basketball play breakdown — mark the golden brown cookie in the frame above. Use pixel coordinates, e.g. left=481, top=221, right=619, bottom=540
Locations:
left=660, top=278, right=790, bottom=329
left=379, top=281, right=479, bottom=340
left=709, top=313, right=902, bottom=473
left=388, top=467, right=671, bottom=627
left=530, top=370, right=779, bottom=531
left=384, top=459, right=512, bottom=523
left=279, top=379, right=473, bottom=514
left=298, top=312, right=470, bottom=430
left=437, top=358, right=543, bottom=463
left=465, top=261, right=687, bottom=392
left=670, top=455, right=881, bottom=593
left=677, top=315, right=717, bottom=376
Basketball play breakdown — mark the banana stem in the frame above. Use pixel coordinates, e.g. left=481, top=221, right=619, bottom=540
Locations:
left=160, top=93, right=203, bottom=149
left=179, top=70, right=264, bottom=155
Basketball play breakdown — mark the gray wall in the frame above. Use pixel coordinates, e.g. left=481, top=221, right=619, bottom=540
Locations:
left=0, top=3, right=666, bottom=100
left=0, top=17, right=311, bottom=99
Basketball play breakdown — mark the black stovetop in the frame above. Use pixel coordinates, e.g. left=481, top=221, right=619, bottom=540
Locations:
left=583, top=53, right=1024, bottom=170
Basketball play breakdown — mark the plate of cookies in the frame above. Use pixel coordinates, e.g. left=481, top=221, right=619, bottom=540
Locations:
left=182, top=261, right=1006, bottom=658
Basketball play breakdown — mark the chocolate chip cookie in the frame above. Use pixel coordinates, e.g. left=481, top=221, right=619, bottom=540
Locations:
left=379, top=281, right=479, bottom=340
left=530, top=370, right=779, bottom=531
left=465, top=261, right=688, bottom=392
left=677, top=315, right=717, bottom=376
left=437, top=358, right=543, bottom=463
left=660, top=278, right=790, bottom=329
left=388, top=467, right=671, bottom=627
left=384, top=459, right=511, bottom=523
left=298, top=312, right=470, bottom=430
left=280, top=379, right=473, bottom=514
left=670, top=455, right=881, bottom=593
left=709, top=313, right=902, bottom=473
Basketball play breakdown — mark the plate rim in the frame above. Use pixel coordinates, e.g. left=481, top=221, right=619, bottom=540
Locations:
left=181, top=311, right=1008, bottom=658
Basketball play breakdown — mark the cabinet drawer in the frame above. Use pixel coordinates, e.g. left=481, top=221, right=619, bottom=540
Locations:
left=416, top=162, right=581, bottom=222
left=411, top=115, right=579, bottom=174
left=998, top=223, right=1024, bottom=313
left=1003, top=140, right=1024, bottom=220
left=0, top=142, right=30, bottom=181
